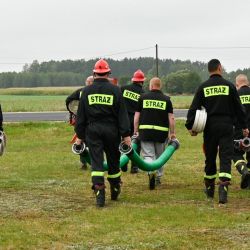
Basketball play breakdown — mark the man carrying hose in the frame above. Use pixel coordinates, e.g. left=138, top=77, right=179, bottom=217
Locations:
left=233, top=74, right=250, bottom=189
left=121, top=70, right=145, bottom=173
left=185, top=59, right=249, bottom=204
left=75, top=59, right=131, bottom=207
left=66, top=76, right=93, bottom=170
left=134, top=77, right=176, bottom=189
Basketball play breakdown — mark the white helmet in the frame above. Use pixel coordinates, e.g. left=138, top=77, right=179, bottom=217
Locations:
left=0, top=131, right=6, bottom=156
left=192, top=107, right=207, bottom=133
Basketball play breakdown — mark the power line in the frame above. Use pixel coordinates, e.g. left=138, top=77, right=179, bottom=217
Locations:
left=101, top=46, right=154, bottom=57
left=160, top=46, right=250, bottom=49
left=1, top=45, right=250, bottom=66
left=0, top=47, right=155, bottom=65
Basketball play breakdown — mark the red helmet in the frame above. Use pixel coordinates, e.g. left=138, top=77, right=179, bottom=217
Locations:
left=132, top=70, right=145, bottom=82
left=93, top=59, right=111, bottom=74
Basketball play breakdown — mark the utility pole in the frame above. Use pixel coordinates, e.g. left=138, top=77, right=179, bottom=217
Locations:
left=155, top=44, right=159, bottom=77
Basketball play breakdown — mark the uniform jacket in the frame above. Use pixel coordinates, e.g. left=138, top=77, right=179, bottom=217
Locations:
left=237, top=85, right=250, bottom=128
left=65, top=88, right=83, bottom=112
left=121, top=83, right=144, bottom=117
left=136, top=89, right=173, bottom=143
left=0, top=104, right=2, bottom=130
left=185, top=74, right=247, bottom=130
left=75, top=78, right=130, bottom=139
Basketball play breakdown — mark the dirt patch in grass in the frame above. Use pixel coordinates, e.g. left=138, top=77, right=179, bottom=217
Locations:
left=0, top=189, right=92, bottom=219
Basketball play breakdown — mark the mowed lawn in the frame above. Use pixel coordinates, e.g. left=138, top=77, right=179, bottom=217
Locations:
left=0, top=121, right=249, bottom=249
left=0, top=95, right=192, bottom=112
left=0, top=87, right=193, bottom=112
left=0, top=87, right=78, bottom=112
left=0, top=95, right=67, bottom=112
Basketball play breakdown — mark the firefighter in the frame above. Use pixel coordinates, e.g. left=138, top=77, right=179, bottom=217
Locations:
left=66, top=76, right=94, bottom=111
left=233, top=74, right=250, bottom=189
left=121, top=70, right=145, bottom=173
left=134, top=77, right=176, bottom=189
left=185, top=59, right=249, bottom=204
left=75, top=59, right=131, bottom=207
left=65, top=76, right=94, bottom=170
left=0, top=104, right=3, bottom=132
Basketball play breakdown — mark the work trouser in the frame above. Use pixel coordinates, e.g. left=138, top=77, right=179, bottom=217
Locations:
left=203, top=118, right=233, bottom=182
left=85, top=122, right=121, bottom=187
left=80, top=154, right=87, bottom=164
left=233, top=128, right=250, bottom=168
left=141, top=141, right=165, bottom=177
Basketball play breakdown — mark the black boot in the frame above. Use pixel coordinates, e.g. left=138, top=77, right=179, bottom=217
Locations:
left=110, top=183, right=121, bottom=201
left=204, top=179, right=215, bottom=199
left=130, top=164, right=139, bottom=174
left=218, top=181, right=230, bottom=204
left=80, top=156, right=87, bottom=170
left=121, top=164, right=128, bottom=172
left=148, top=172, right=156, bottom=190
left=235, top=162, right=250, bottom=189
left=93, top=185, right=105, bottom=207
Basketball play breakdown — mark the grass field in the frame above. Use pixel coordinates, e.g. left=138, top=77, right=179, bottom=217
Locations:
left=171, top=95, right=193, bottom=109
left=0, top=87, right=193, bottom=112
left=0, top=87, right=80, bottom=96
left=0, top=87, right=78, bottom=112
left=0, top=121, right=249, bottom=249
left=0, top=95, right=67, bottom=112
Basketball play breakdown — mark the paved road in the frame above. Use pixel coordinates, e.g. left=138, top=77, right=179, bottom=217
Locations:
left=3, top=109, right=188, bottom=122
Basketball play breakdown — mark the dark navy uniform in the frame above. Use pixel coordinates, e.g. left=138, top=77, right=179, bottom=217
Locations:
left=233, top=85, right=250, bottom=188
left=0, top=104, right=3, bottom=131
left=75, top=78, right=130, bottom=187
left=185, top=74, right=247, bottom=182
left=233, top=85, right=250, bottom=166
left=66, top=88, right=88, bottom=167
left=121, top=83, right=144, bottom=172
left=121, top=83, right=144, bottom=126
left=65, top=88, right=82, bottom=112
left=136, top=89, right=173, bottom=188
left=137, top=90, right=173, bottom=142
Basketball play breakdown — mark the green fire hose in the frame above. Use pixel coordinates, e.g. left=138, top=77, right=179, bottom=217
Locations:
left=119, top=139, right=180, bottom=171
left=72, top=138, right=179, bottom=172
left=73, top=142, right=138, bottom=171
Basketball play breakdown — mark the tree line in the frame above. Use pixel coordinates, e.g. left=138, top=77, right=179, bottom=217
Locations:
left=0, top=57, right=249, bottom=94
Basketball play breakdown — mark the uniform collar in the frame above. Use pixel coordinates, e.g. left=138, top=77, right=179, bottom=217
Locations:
left=210, top=74, right=222, bottom=78
left=93, top=78, right=110, bottom=83
left=132, top=82, right=143, bottom=88
left=150, top=89, right=162, bottom=93
left=240, top=85, right=249, bottom=89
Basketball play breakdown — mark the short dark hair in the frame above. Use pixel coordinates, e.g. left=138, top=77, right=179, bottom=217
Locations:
left=208, top=59, right=221, bottom=72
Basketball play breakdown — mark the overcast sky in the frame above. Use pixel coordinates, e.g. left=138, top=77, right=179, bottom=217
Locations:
left=1, top=0, right=250, bottom=72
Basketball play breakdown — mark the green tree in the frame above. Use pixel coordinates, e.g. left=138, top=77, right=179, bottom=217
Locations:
left=165, top=70, right=186, bottom=94
left=164, top=70, right=201, bottom=94
left=182, top=71, right=201, bottom=93
left=119, top=76, right=130, bottom=87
